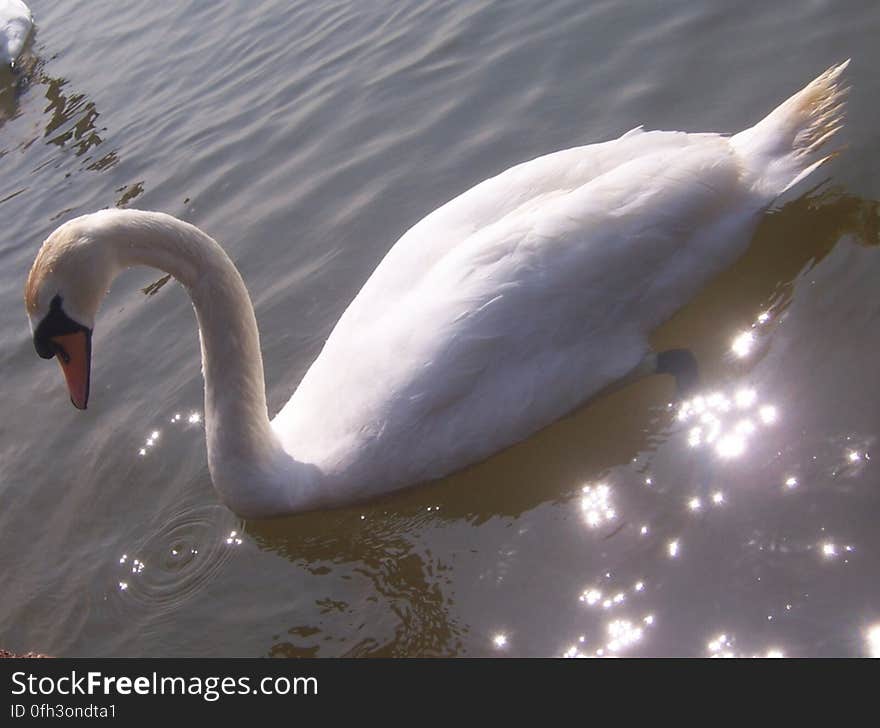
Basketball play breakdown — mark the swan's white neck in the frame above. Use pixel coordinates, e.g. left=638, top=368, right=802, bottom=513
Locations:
left=92, top=210, right=322, bottom=516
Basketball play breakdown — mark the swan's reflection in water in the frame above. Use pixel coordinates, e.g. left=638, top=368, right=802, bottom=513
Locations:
left=249, top=503, right=469, bottom=656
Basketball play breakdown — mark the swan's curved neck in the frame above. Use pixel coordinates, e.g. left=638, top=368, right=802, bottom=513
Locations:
left=96, top=210, right=318, bottom=516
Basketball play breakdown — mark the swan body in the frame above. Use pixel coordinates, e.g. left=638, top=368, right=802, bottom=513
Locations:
left=25, top=62, right=849, bottom=517
left=1, top=0, right=31, bottom=66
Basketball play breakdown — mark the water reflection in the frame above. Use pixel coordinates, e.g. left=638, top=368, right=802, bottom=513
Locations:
left=0, top=23, right=36, bottom=127
left=0, top=67, right=22, bottom=125
left=251, top=508, right=468, bottom=657
left=0, top=42, right=127, bottom=212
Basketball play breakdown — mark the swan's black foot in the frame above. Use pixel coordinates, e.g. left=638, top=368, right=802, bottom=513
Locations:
left=655, top=348, right=700, bottom=399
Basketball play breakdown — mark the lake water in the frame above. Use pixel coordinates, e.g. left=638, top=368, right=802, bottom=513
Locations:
left=1, top=0, right=879, bottom=657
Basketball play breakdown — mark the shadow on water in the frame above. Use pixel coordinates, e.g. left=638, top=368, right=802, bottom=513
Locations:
left=245, top=185, right=878, bottom=656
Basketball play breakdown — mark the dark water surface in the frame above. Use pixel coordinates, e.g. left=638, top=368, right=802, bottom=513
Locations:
left=1, top=0, right=879, bottom=656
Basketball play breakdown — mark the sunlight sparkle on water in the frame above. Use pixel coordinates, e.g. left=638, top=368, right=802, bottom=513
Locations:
left=668, top=540, right=680, bottom=558
left=678, top=385, right=778, bottom=460
left=606, top=619, right=643, bottom=653
left=759, top=405, right=778, bottom=424
left=492, top=633, right=508, bottom=649
left=785, top=476, right=798, bottom=489
left=708, top=632, right=786, bottom=658
left=731, top=331, right=755, bottom=358
left=716, top=433, right=746, bottom=459
left=564, top=614, right=655, bottom=658
left=735, top=419, right=756, bottom=436
left=712, top=491, right=725, bottom=505
left=735, top=388, right=757, bottom=409
left=707, top=391, right=732, bottom=412
left=138, top=428, right=165, bottom=456
left=188, top=412, right=202, bottom=424
left=707, top=633, right=735, bottom=658
left=580, top=483, right=616, bottom=528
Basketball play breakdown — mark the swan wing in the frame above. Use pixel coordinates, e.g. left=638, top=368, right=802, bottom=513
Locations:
left=273, top=131, right=756, bottom=492
left=340, top=127, right=722, bottom=323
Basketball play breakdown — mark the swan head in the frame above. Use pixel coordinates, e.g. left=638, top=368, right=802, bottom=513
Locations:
left=25, top=214, right=120, bottom=410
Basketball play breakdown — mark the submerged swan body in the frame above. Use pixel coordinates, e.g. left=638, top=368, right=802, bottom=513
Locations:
left=1, top=0, right=32, bottom=66
left=26, top=62, right=849, bottom=517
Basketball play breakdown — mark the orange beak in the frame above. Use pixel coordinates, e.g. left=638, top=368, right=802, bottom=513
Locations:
left=51, top=331, right=91, bottom=410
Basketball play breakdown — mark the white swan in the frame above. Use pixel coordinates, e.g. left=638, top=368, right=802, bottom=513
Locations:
left=1, top=0, right=32, bottom=67
left=25, top=62, right=849, bottom=518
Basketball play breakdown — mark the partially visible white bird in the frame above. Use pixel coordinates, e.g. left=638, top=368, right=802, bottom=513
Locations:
left=1, top=0, right=32, bottom=67
left=25, top=61, right=850, bottom=518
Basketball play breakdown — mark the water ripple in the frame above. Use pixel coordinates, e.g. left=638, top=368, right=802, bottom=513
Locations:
left=112, top=503, right=243, bottom=614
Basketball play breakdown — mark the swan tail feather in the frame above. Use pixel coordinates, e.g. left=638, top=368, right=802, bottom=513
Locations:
left=731, top=60, right=849, bottom=198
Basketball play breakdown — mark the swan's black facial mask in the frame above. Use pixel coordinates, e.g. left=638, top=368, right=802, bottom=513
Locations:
left=33, top=295, right=93, bottom=410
